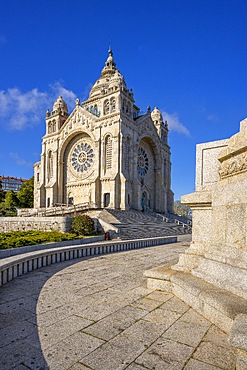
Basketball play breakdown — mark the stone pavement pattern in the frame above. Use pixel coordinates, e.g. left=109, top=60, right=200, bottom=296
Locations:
left=99, top=209, right=190, bottom=240
left=0, top=236, right=236, bottom=370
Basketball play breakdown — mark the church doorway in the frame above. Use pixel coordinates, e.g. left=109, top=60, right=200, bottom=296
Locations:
left=141, top=191, right=147, bottom=212
left=104, top=193, right=110, bottom=207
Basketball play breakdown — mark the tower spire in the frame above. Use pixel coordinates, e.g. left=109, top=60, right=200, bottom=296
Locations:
left=101, top=49, right=116, bottom=76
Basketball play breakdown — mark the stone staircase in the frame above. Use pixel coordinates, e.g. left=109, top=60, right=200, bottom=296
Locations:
left=98, top=209, right=191, bottom=240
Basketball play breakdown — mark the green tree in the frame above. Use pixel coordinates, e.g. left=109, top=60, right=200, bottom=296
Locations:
left=5, top=190, right=19, bottom=209
left=0, top=181, right=5, bottom=203
left=174, top=200, right=191, bottom=218
left=17, top=177, right=34, bottom=208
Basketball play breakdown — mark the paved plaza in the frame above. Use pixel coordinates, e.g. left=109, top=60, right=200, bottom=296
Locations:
left=0, top=236, right=236, bottom=370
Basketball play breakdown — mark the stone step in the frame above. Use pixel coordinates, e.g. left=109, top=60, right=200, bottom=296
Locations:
left=98, top=209, right=191, bottom=240
left=144, top=265, right=247, bottom=335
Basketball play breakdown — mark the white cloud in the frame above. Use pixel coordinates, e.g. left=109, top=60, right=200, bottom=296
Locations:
left=81, top=83, right=93, bottom=101
left=0, top=82, right=77, bottom=131
left=207, top=114, right=218, bottom=122
left=9, top=152, right=34, bottom=168
left=50, top=81, right=76, bottom=108
left=162, top=111, right=190, bottom=136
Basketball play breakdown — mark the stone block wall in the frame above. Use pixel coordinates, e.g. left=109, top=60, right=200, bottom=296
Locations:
left=0, top=217, right=72, bottom=233
left=179, top=118, right=247, bottom=300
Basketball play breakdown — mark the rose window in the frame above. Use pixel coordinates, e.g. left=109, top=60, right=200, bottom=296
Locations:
left=137, top=147, right=149, bottom=176
left=71, top=142, right=94, bottom=173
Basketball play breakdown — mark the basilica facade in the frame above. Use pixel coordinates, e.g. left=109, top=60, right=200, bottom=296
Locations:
left=34, top=50, right=173, bottom=213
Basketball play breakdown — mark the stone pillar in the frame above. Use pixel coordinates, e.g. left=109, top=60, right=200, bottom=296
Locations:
left=172, top=118, right=247, bottom=366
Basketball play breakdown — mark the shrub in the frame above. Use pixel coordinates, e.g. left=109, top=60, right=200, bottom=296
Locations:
left=0, top=230, right=79, bottom=249
left=71, top=214, right=95, bottom=236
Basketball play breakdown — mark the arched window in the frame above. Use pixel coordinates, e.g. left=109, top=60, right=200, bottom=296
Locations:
left=105, top=135, right=112, bottom=170
left=48, top=122, right=52, bottom=134
left=104, top=100, right=110, bottom=115
left=52, top=120, right=56, bottom=132
left=47, top=151, right=53, bottom=181
left=122, top=99, right=126, bottom=113
left=125, top=136, right=131, bottom=174
left=110, top=97, right=116, bottom=112
left=164, top=158, right=167, bottom=186
left=161, top=130, right=167, bottom=144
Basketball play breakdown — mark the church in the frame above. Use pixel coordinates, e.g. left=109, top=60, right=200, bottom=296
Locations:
left=34, top=50, right=173, bottom=213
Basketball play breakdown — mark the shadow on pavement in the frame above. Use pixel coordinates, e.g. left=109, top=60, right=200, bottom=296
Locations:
left=0, top=257, right=91, bottom=370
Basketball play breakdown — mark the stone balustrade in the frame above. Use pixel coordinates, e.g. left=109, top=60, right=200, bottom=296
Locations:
left=0, top=235, right=176, bottom=287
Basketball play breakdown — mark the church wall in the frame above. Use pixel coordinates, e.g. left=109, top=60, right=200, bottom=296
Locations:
left=33, top=51, right=173, bottom=214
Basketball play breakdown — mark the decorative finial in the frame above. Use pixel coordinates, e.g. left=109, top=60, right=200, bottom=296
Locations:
left=147, top=106, right=151, bottom=112
left=76, top=98, right=80, bottom=107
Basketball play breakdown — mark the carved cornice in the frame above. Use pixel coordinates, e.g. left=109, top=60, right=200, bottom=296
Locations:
left=218, top=150, right=247, bottom=179
left=66, top=182, right=92, bottom=189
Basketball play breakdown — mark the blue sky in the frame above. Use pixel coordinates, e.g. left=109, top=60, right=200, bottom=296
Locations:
left=1, top=0, right=247, bottom=200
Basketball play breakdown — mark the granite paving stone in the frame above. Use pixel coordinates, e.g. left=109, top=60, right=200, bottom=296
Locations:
left=72, top=301, right=123, bottom=321
left=184, top=358, right=222, bottom=370
left=180, top=308, right=213, bottom=327
left=37, top=303, right=94, bottom=327
left=0, top=296, right=38, bottom=315
left=145, top=290, right=173, bottom=302
left=29, top=315, right=94, bottom=350
left=142, top=308, right=181, bottom=328
left=68, top=363, right=96, bottom=370
left=0, top=320, right=38, bottom=348
left=0, top=237, right=237, bottom=369
left=0, top=341, right=49, bottom=369
left=135, top=337, right=194, bottom=370
left=83, top=305, right=149, bottom=341
left=125, top=363, right=149, bottom=370
left=193, top=341, right=236, bottom=369
left=130, top=297, right=162, bottom=311
left=0, top=309, right=36, bottom=330
left=12, top=365, right=33, bottom=370
left=82, top=320, right=167, bottom=370
left=159, top=295, right=190, bottom=314
left=202, top=324, right=234, bottom=348
left=44, top=331, right=104, bottom=370
left=162, top=317, right=210, bottom=347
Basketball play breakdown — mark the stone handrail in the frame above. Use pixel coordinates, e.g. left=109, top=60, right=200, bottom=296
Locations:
left=18, top=202, right=97, bottom=217
left=0, top=236, right=177, bottom=287
left=155, top=213, right=192, bottom=231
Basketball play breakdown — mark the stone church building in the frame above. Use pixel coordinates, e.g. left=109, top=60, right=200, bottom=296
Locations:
left=34, top=50, right=173, bottom=213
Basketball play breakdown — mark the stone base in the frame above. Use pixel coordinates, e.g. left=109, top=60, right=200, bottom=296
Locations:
left=144, top=265, right=247, bottom=369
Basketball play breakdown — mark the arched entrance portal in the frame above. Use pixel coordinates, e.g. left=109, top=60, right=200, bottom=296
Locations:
left=134, top=137, right=158, bottom=212
left=141, top=191, right=148, bottom=212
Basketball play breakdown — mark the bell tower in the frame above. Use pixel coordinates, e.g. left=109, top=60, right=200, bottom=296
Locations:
left=45, top=96, right=69, bottom=135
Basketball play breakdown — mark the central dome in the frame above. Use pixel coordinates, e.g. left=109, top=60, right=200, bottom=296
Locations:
left=89, top=50, right=126, bottom=98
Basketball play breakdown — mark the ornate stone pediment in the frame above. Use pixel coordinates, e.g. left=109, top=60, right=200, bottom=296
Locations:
left=61, top=106, right=97, bottom=134
left=218, top=148, right=247, bottom=179
left=138, top=118, right=158, bottom=141
left=218, top=119, right=247, bottom=179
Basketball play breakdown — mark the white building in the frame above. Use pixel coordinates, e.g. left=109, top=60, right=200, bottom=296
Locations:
left=34, top=50, right=173, bottom=213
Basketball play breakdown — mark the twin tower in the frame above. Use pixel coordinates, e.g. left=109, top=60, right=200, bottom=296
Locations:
left=34, top=50, right=173, bottom=213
